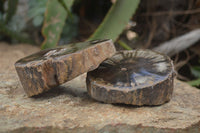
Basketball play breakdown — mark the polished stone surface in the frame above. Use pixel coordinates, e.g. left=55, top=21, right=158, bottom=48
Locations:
left=87, top=50, right=174, bottom=105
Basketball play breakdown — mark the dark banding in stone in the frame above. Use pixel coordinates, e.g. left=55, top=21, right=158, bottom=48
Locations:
left=15, top=39, right=116, bottom=97
left=86, top=49, right=176, bottom=106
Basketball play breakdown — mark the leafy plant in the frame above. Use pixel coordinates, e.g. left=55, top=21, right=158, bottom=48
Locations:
left=28, top=0, right=47, bottom=27
left=41, top=0, right=74, bottom=49
left=117, top=40, right=132, bottom=50
left=5, top=0, right=19, bottom=24
left=0, top=0, right=140, bottom=48
left=41, top=0, right=140, bottom=49
left=188, top=65, right=200, bottom=87
left=190, top=66, right=200, bottom=78
left=60, top=13, right=79, bottom=44
left=88, top=0, right=140, bottom=42
left=0, top=0, right=33, bottom=43
left=188, top=78, right=200, bottom=87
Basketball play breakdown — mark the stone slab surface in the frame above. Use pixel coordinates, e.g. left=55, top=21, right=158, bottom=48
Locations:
left=0, top=43, right=200, bottom=132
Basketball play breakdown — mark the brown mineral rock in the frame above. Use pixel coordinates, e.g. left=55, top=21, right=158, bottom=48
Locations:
left=87, top=49, right=175, bottom=105
left=15, top=39, right=116, bottom=97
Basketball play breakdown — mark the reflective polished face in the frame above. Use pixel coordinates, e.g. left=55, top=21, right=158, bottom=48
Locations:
left=16, top=39, right=109, bottom=64
left=90, top=50, right=172, bottom=89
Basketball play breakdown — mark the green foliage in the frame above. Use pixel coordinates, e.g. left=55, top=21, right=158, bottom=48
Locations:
left=188, top=78, right=200, bottom=87
left=60, top=14, right=79, bottom=44
left=0, top=21, right=33, bottom=44
left=117, top=40, right=132, bottom=50
left=190, top=66, right=200, bottom=78
left=41, top=0, right=140, bottom=49
left=0, top=0, right=33, bottom=43
left=33, top=15, right=44, bottom=27
left=58, top=0, right=73, bottom=19
left=28, top=0, right=47, bottom=27
left=188, top=65, right=200, bottom=87
left=5, top=0, right=19, bottom=24
left=88, top=0, right=140, bottom=41
left=0, top=0, right=140, bottom=48
left=0, top=0, right=5, bottom=14
left=41, top=0, right=74, bottom=49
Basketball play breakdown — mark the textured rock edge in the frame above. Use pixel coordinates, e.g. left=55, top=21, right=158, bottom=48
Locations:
left=87, top=50, right=175, bottom=105
left=15, top=40, right=116, bottom=97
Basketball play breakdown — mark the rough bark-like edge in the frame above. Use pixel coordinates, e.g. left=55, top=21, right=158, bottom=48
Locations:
left=15, top=40, right=116, bottom=97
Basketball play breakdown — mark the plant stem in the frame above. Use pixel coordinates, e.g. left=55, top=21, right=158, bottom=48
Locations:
left=117, top=40, right=132, bottom=50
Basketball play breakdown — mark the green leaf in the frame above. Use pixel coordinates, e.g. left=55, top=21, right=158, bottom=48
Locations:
left=188, top=78, right=200, bottom=87
left=28, top=0, right=47, bottom=27
left=28, top=6, right=46, bottom=19
left=33, top=15, right=44, bottom=27
left=88, top=0, right=140, bottom=41
left=190, top=66, right=200, bottom=78
left=117, top=40, right=132, bottom=50
left=41, top=0, right=74, bottom=49
left=58, top=0, right=73, bottom=19
left=5, top=0, right=19, bottom=24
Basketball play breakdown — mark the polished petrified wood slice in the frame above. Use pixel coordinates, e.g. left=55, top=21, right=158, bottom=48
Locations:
left=87, top=49, right=176, bottom=105
left=15, top=39, right=116, bottom=97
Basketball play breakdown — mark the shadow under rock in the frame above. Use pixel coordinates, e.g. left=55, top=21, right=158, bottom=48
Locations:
left=111, top=100, right=170, bottom=108
left=31, top=85, right=98, bottom=106
left=27, top=85, right=170, bottom=108
left=31, top=85, right=89, bottom=100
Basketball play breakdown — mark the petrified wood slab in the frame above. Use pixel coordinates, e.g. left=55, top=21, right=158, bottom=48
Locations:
left=15, top=39, right=116, bottom=97
left=87, top=49, right=176, bottom=105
